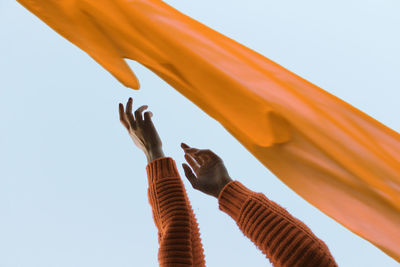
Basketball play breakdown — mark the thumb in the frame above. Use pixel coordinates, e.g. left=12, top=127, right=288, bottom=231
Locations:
left=182, top=163, right=198, bottom=189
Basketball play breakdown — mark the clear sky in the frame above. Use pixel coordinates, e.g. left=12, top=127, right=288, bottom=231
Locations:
left=1, top=0, right=399, bottom=266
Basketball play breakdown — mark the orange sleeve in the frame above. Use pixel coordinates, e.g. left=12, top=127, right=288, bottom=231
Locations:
left=146, top=157, right=205, bottom=267
left=218, top=181, right=337, bottom=267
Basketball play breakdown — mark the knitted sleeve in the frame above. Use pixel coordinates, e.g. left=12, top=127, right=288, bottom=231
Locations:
left=218, top=181, right=337, bottom=267
left=146, top=157, right=205, bottom=267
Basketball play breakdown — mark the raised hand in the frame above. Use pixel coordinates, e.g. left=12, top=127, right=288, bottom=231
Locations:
left=181, top=143, right=233, bottom=198
left=119, top=98, right=164, bottom=162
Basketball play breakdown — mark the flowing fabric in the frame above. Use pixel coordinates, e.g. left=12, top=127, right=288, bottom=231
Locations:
left=17, top=0, right=400, bottom=261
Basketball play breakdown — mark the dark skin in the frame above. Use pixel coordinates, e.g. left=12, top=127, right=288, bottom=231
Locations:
left=119, top=98, right=233, bottom=198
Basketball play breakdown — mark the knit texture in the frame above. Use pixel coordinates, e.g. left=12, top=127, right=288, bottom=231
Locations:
left=146, top=157, right=205, bottom=267
left=146, top=158, right=337, bottom=267
left=218, top=181, right=338, bottom=267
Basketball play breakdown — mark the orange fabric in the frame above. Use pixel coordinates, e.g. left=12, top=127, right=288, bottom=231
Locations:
left=218, top=180, right=337, bottom=266
left=18, top=0, right=400, bottom=261
left=146, top=157, right=205, bottom=266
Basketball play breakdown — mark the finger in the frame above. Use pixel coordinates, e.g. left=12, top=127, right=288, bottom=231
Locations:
left=194, top=151, right=210, bottom=163
left=182, top=147, right=200, bottom=154
left=182, top=146, right=204, bottom=164
left=126, top=97, right=133, bottom=114
left=134, top=105, right=148, bottom=125
left=119, top=103, right=129, bottom=130
left=180, top=144, right=205, bottom=163
left=125, top=98, right=136, bottom=129
left=181, top=143, right=202, bottom=155
left=143, top=111, right=153, bottom=122
left=192, top=153, right=204, bottom=165
left=195, top=149, right=219, bottom=161
left=182, top=163, right=198, bottom=189
left=184, top=149, right=204, bottom=165
left=181, top=143, right=190, bottom=149
left=144, top=111, right=160, bottom=137
left=184, top=154, right=200, bottom=172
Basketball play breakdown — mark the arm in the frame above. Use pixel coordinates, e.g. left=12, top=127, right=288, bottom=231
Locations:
left=181, top=144, right=337, bottom=267
left=119, top=98, right=205, bottom=267
left=218, top=181, right=337, bottom=267
left=146, top=157, right=205, bottom=267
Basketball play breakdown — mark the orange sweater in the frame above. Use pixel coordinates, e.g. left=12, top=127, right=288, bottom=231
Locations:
left=146, top=157, right=337, bottom=267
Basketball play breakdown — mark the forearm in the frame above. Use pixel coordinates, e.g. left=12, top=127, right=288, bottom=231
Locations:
left=146, top=157, right=205, bottom=267
left=218, top=181, right=337, bottom=267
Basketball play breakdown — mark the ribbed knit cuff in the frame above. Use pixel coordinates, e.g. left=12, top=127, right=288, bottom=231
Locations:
left=218, top=181, right=253, bottom=221
left=146, top=157, right=179, bottom=183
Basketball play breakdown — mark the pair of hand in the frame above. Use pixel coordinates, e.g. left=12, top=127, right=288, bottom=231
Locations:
left=119, top=98, right=232, bottom=198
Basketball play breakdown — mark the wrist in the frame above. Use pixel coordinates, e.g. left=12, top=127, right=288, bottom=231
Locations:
left=145, top=146, right=165, bottom=163
left=215, top=176, right=233, bottom=198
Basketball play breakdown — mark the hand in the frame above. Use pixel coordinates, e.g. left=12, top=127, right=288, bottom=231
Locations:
left=181, top=143, right=233, bottom=198
left=119, top=98, right=164, bottom=162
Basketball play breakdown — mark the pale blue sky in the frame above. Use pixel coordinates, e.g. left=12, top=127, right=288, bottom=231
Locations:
left=1, top=0, right=399, bottom=266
